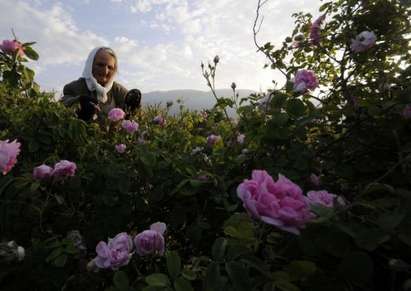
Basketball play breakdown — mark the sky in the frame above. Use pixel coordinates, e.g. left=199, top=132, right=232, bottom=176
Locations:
left=0, top=0, right=321, bottom=94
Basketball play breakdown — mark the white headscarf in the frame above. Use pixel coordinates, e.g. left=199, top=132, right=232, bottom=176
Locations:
left=81, top=47, right=117, bottom=103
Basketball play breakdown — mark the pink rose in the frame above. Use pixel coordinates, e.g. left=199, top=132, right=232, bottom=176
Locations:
left=153, top=115, right=165, bottom=126
left=134, top=222, right=166, bottom=256
left=108, top=108, right=125, bottom=122
left=350, top=31, right=376, bottom=53
left=33, top=164, right=53, bottom=180
left=237, top=170, right=313, bottom=235
left=309, top=14, right=326, bottom=46
left=306, top=190, right=336, bottom=208
left=207, top=134, right=221, bottom=147
left=0, top=139, right=21, bottom=175
left=115, top=144, right=126, bottom=153
left=0, top=40, right=25, bottom=57
left=52, top=160, right=77, bottom=178
left=121, top=120, right=139, bottom=134
left=402, top=104, right=411, bottom=119
left=93, top=232, right=133, bottom=270
left=293, top=69, right=319, bottom=93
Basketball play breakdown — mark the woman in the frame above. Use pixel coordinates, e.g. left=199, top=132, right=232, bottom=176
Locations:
left=61, top=47, right=141, bottom=121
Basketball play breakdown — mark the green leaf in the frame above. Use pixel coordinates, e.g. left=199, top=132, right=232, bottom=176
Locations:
left=338, top=252, right=373, bottom=286
left=54, top=254, right=67, bottom=267
left=174, top=277, right=194, bottom=291
left=286, top=99, right=305, bottom=117
left=182, top=269, right=196, bottom=281
left=225, top=261, right=251, bottom=291
left=205, top=262, right=224, bottom=291
left=270, top=112, right=289, bottom=126
left=114, top=271, right=129, bottom=290
left=223, top=213, right=256, bottom=243
left=284, top=260, right=317, bottom=281
left=166, top=251, right=181, bottom=280
left=211, top=237, right=227, bottom=261
left=145, top=273, right=170, bottom=287
left=24, top=46, right=39, bottom=60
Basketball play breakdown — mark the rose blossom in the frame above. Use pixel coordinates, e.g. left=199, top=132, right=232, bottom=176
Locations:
left=134, top=222, right=166, bottom=256
left=0, top=40, right=25, bottom=57
left=237, top=170, right=313, bottom=235
left=33, top=164, right=53, bottom=180
left=93, top=232, right=133, bottom=270
left=121, top=120, right=139, bottom=134
left=309, top=14, right=326, bottom=46
left=0, top=139, right=21, bottom=175
left=293, top=69, right=319, bottom=93
left=207, top=134, right=221, bottom=147
left=51, top=160, right=77, bottom=178
left=306, top=190, right=337, bottom=208
left=350, top=31, right=377, bottom=53
left=108, top=108, right=125, bottom=122
left=153, top=115, right=165, bottom=126
left=115, top=144, right=127, bottom=153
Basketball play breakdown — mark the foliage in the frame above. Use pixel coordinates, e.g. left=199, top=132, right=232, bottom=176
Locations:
left=1, top=1, right=411, bottom=290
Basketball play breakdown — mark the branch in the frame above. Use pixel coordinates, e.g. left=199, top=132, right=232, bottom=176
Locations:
left=252, top=0, right=287, bottom=78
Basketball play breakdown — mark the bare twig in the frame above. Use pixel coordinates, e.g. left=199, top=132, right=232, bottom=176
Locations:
left=252, top=0, right=287, bottom=78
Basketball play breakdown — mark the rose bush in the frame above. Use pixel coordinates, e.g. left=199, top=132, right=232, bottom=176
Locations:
left=0, top=1, right=410, bottom=290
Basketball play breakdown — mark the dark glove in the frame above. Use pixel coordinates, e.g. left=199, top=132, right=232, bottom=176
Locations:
left=125, top=89, right=141, bottom=112
left=77, top=95, right=98, bottom=121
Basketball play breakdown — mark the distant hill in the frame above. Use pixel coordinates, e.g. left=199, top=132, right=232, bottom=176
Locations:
left=142, top=89, right=257, bottom=115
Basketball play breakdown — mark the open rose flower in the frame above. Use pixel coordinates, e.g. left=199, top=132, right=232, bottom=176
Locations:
left=0, top=40, right=25, bottom=57
left=134, top=222, right=166, bottom=256
left=207, top=134, right=221, bottom=147
left=93, top=232, right=133, bottom=270
left=121, top=120, right=139, bottom=134
left=108, top=108, right=125, bottom=122
left=293, top=69, right=319, bottom=93
left=350, top=31, right=377, bottom=53
left=33, top=164, right=53, bottom=180
left=309, top=14, right=326, bottom=46
left=237, top=170, right=313, bottom=235
left=0, top=139, right=21, bottom=175
left=52, top=160, right=76, bottom=178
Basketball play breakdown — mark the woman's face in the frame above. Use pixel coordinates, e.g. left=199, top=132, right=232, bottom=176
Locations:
left=92, top=49, right=116, bottom=86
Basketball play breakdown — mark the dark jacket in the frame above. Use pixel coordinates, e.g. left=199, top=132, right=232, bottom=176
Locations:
left=61, top=78, right=128, bottom=110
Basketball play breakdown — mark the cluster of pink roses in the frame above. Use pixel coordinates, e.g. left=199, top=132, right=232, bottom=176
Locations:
left=107, top=108, right=140, bottom=154
left=0, top=139, right=21, bottom=175
left=90, top=222, right=166, bottom=271
left=33, top=160, right=77, bottom=180
left=0, top=39, right=25, bottom=57
left=237, top=170, right=341, bottom=235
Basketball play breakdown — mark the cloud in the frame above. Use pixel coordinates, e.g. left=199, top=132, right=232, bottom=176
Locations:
left=0, top=0, right=108, bottom=89
left=118, top=0, right=320, bottom=91
left=0, top=0, right=322, bottom=93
